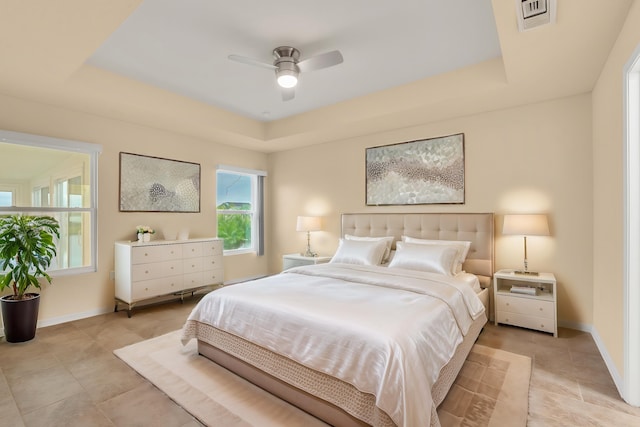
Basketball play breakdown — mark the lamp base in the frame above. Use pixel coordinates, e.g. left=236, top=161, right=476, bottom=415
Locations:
left=302, top=250, right=317, bottom=257
left=514, top=270, right=539, bottom=276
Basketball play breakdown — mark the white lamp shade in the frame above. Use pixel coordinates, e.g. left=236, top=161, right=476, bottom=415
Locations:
left=503, top=214, right=550, bottom=236
left=296, top=216, right=321, bottom=232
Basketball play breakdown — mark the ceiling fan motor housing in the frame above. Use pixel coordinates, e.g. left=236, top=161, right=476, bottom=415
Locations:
left=273, top=46, right=300, bottom=62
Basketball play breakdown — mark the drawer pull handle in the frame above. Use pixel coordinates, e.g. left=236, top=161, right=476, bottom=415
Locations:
left=505, top=302, right=510, bottom=306
left=505, top=318, right=509, bottom=322
left=145, top=253, right=148, bottom=256
left=539, top=307, right=543, bottom=311
left=145, top=270, right=149, bottom=274
left=145, top=287, right=149, bottom=291
left=541, top=324, right=545, bottom=328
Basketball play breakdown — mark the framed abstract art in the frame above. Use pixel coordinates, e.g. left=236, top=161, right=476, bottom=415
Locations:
left=366, top=133, right=464, bottom=205
left=119, top=152, right=201, bottom=212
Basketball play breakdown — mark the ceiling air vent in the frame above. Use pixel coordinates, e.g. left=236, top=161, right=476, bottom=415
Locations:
left=516, top=0, right=557, bottom=32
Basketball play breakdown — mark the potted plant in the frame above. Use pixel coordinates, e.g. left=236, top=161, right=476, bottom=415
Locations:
left=0, top=214, right=59, bottom=342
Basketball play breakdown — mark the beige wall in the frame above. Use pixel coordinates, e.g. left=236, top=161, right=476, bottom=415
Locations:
left=269, top=94, right=594, bottom=328
left=592, top=1, right=640, bottom=380
left=0, top=93, right=269, bottom=324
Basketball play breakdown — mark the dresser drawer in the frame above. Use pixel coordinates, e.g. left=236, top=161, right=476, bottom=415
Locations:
left=496, top=294, right=554, bottom=319
left=202, top=268, right=224, bottom=284
left=131, top=276, right=183, bottom=300
left=131, top=260, right=182, bottom=281
left=182, top=242, right=203, bottom=258
left=131, top=245, right=183, bottom=264
left=202, top=241, right=223, bottom=256
left=183, top=272, right=204, bottom=288
left=183, top=257, right=204, bottom=274
left=202, top=255, right=222, bottom=271
left=496, top=311, right=555, bottom=334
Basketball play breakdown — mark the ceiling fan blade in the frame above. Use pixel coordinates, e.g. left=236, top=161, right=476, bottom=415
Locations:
left=282, top=87, right=295, bottom=101
left=297, top=50, right=343, bottom=72
left=228, top=54, right=277, bottom=70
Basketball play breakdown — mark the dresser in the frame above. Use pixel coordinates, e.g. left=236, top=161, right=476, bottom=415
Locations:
left=114, top=238, right=223, bottom=317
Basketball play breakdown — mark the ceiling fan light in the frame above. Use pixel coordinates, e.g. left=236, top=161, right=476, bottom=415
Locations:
left=277, top=70, right=298, bottom=88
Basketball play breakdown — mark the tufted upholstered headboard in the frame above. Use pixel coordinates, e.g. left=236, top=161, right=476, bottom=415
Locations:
left=341, top=212, right=494, bottom=288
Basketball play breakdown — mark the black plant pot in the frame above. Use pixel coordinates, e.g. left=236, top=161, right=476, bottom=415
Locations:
left=1, top=293, right=40, bottom=343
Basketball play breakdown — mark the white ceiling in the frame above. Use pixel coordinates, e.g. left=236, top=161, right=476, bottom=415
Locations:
left=0, top=1, right=633, bottom=152
left=86, top=0, right=502, bottom=122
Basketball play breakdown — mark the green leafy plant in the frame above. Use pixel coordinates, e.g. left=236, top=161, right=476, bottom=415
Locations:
left=0, top=214, right=60, bottom=300
left=217, top=213, right=251, bottom=250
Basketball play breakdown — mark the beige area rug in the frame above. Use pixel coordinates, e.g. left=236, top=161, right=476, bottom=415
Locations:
left=114, top=331, right=531, bottom=427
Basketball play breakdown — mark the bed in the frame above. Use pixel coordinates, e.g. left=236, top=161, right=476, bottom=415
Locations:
left=181, top=212, right=494, bottom=427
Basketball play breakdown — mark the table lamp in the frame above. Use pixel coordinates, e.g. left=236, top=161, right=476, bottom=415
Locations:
left=296, top=216, right=321, bottom=257
left=502, top=214, right=550, bottom=275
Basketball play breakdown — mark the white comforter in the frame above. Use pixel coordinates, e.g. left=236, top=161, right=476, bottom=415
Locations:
left=182, top=263, right=486, bottom=427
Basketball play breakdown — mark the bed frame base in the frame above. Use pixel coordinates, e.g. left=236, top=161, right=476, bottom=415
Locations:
left=198, top=340, right=369, bottom=427
left=197, top=313, right=486, bottom=427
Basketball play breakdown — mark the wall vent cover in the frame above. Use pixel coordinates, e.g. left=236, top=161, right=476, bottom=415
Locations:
left=516, top=0, right=557, bottom=32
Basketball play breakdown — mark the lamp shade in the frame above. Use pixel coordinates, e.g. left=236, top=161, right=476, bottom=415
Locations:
left=503, top=214, right=550, bottom=236
left=296, top=216, right=321, bottom=232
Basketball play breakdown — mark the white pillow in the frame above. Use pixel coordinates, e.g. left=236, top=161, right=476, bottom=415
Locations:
left=344, top=234, right=395, bottom=263
left=388, top=242, right=458, bottom=276
left=401, top=236, right=471, bottom=274
left=330, top=239, right=388, bottom=266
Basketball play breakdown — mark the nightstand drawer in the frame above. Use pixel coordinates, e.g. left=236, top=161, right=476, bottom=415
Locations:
left=496, top=294, right=554, bottom=319
left=496, top=311, right=555, bottom=334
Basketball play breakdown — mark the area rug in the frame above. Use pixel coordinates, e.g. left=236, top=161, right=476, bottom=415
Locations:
left=114, top=330, right=531, bottom=427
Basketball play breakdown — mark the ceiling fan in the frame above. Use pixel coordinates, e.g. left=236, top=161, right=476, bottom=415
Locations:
left=228, top=46, right=343, bottom=101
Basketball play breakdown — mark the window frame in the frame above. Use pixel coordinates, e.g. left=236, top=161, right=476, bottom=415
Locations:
left=0, top=129, right=102, bottom=276
left=623, top=41, right=640, bottom=406
left=216, top=165, right=266, bottom=256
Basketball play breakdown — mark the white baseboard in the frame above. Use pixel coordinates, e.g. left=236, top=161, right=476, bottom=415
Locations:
left=36, top=307, right=114, bottom=329
left=558, top=319, right=592, bottom=332
left=1, top=306, right=114, bottom=338
left=558, top=320, right=625, bottom=401
left=590, top=326, right=625, bottom=399
left=1, top=278, right=268, bottom=337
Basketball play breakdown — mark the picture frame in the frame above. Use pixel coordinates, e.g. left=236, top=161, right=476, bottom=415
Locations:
left=119, top=152, right=201, bottom=212
left=366, top=133, right=464, bottom=205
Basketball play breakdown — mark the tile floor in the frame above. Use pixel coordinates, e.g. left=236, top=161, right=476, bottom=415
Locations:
left=1, top=296, right=639, bottom=426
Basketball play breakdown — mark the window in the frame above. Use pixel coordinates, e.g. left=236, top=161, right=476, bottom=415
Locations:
left=216, top=165, right=266, bottom=255
left=0, top=189, right=14, bottom=206
left=0, top=130, right=101, bottom=274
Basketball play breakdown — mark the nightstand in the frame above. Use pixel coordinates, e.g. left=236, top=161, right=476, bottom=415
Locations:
left=493, top=269, right=557, bottom=337
left=282, top=253, right=332, bottom=271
